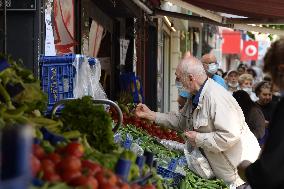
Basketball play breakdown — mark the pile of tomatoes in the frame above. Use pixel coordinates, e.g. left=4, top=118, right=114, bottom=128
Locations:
left=122, top=114, right=184, bottom=143
left=31, top=141, right=156, bottom=189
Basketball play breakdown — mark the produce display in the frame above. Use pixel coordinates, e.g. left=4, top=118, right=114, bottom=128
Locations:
left=118, top=125, right=229, bottom=189
left=31, top=133, right=158, bottom=189
left=0, top=56, right=47, bottom=127
left=111, top=103, right=184, bottom=143
left=60, top=96, right=117, bottom=153
left=0, top=56, right=228, bottom=189
left=179, top=172, right=228, bottom=189
left=118, top=125, right=182, bottom=160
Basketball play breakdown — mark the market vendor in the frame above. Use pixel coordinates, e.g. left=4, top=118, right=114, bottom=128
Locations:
left=135, top=56, right=260, bottom=188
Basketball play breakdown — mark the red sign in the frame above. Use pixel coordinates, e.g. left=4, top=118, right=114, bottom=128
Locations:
left=241, top=41, right=258, bottom=61
left=222, top=31, right=241, bottom=54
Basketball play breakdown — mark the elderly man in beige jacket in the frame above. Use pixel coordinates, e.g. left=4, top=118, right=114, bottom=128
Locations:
left=135, top=56, right=260, bottom=188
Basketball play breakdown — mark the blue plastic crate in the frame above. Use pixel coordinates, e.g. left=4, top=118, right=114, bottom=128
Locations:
left=157, top=166, right=185, bottom=187
left=0, top=175, right=30, bottom=189
left=40, top=54, right=97, bottom=112
left=130, top=172, right=153, bottom=186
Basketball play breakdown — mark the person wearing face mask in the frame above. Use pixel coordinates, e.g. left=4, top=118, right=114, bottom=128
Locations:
left=131, top=52, right=194, bottom=136
left=237, top=63, right=247, bottom=75
left=201, top=53, right=228, bottom=89
left=177, top=88, right=191, bottom=111
left=255, top=81, right=277, bottom=146
left=216, top=68, right=224, bottom=77
left=226, top=70, right=240, bottom=93
left=247, top=68, right=258, bottom=87
left=136, top=56, right=260, bottom=188
left=255, top=81, right=277, bottom=123
left=238, top=38, right=284, bottom=189
left=271, top=83, right=281, bottom=103
left=238, top=74, right=258, bottom=102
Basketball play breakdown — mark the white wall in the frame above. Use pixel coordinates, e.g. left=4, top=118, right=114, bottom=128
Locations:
left=169, top=31, right=181, bottom=112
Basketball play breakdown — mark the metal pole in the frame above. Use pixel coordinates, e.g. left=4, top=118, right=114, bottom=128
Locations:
left=131, top=0, right=153, bottom=15
left=3, top=0, right=7, bottom=54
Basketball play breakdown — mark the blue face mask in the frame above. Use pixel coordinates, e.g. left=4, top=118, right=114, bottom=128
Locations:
left=208, top=63, right=218, bottom=74
left=179, top=90, right=191, bottom=98
left=175, top=81, right=183, bottom=90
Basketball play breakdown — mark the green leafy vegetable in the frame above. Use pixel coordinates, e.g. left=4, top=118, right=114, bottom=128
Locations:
left=60, top=96, right=116, bottom=153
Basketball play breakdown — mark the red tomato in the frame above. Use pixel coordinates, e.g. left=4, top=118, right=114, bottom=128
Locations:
left=43, top=171, right=61, bottom=182
left=31, top=155, right=41, bottom=177
left=41, top=159, right=56, bottom=173
left=95, top=169, right=117, bottom=186
left=33, top=144, right=45, bottom=159
left=99, top=182, right=119, bottom=189
left=61, top=170, right=81, bottom=182
left=131, top=184, right=142, bottom=189
left=55, top=146, right=66, bottom=154
left=45, top=152, right=61, bottom=165
left=57, top=156, right=82, bottom=173
left=64, top=142, right=84, bottom=158
left=69, top=175, right=98, bottom=189
left=156, top=129, right=162, bottom=135
left=142, top=184, right=156, bottom=189
left=81, top=160, right=102, bottom=176
left=117, top=182, right=130, bottom=189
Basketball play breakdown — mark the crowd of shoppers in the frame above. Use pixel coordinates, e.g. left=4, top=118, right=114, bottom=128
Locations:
left=134, top=38, right=284, bottom=189
left=238, top=38, right=284, bottom=189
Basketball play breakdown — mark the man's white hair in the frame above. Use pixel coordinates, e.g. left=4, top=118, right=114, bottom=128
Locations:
left=178, top=56, right=207, bottom=77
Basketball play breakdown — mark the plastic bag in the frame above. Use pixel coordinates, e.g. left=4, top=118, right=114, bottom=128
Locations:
left=88, top=58, right=107, bottom=100
left=130, top=143, right=144, bottom=156
left=114, top=132, right=123, bottom=144
left=184, top=148, right=214, bottom=179
left=160, top=139, right=186, bottom=152
left=73, top=55, right=108, bottom=110
left=73, top=55, right=90, bottom=98
left=123, top=133, right=133, bottom=150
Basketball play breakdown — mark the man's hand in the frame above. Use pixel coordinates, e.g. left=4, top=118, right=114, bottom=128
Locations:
left=135, top=103, right=156, bottom=121
left=237, top=160, right=252, bottom=181
left=184, top=131, right=197, bottom=147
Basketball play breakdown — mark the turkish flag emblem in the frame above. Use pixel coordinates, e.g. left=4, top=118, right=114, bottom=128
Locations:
left=241, top=41, right=258, bottom=61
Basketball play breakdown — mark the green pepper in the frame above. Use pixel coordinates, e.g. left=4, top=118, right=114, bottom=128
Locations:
left=41, top=140, right=55, bottom=153
left=35, top=128, right=43, bottom=140
left=62, top=130, right=81, bottom=139
left=0, top=82, right=14, bottom=109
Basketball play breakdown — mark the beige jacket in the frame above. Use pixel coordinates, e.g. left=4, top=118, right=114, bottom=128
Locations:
left=155, top=100, right=193, bottom=132
left=193, top=78, right=260, bottom=186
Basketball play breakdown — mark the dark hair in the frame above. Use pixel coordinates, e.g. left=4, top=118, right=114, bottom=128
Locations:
left=255, top=81, right=272, bottom=96
left=217, top=68, right=224, bottom=75
left=233, top=90, right=257, bottom=124
left=263, top=39, right=284, bottom=82
left=247, top=68, right=257, bottom=78
left=263, top=75, right=272, bottom=82
left=237, top=63, right=247, bottom=70
left=222, top=72, right=228, bottom=78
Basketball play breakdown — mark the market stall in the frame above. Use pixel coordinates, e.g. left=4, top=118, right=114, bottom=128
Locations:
left=0, top=55, right=228, bottom=189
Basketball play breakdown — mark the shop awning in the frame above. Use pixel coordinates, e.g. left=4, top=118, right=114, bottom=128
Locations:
left=181, top=0, right=284, bottom=19
left=159, top=0, right=284, bottom=35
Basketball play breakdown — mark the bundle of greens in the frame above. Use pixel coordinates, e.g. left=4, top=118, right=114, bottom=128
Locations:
left=60, top=96, right=116, bottom=153
left=0, top=55, right=47, bottom=127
